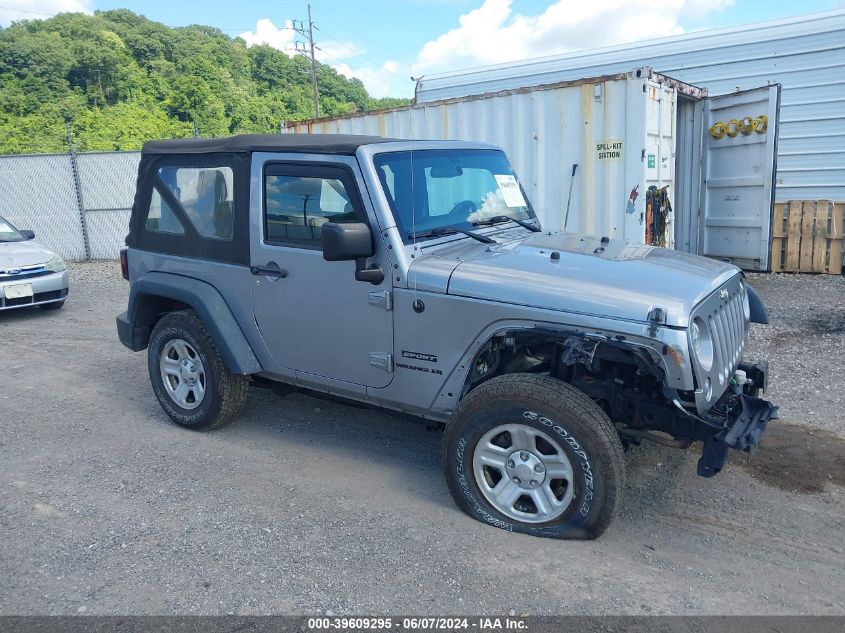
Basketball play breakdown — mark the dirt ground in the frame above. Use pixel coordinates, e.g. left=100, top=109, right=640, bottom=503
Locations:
left=0, top=262, right=843, bottom=615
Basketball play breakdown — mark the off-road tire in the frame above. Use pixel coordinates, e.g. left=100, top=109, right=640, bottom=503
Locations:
left=39, top=300, right=64, bottom=310
left=443, top=373, right=625, bottom=539
left=148, top=309, right=249, bottom=430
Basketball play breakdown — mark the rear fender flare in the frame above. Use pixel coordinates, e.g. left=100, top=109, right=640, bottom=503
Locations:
left=128, top=272, right=261, bottom=375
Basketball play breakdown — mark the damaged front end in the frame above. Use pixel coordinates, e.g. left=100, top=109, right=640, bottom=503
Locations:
left=548, top=335, right=778, bottom=478
left=461, top=316, right=777, bottom=480
left=577, top=355, right=777, bottom=478
left=694, top=362, right=778, bottom=477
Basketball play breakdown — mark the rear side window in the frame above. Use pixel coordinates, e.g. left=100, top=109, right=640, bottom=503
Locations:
left=264, top=167, right=362, bottom=248
left=158, top=166, right=234, bottom=240
left=129, top=153, right=247, bottom=265
left=145, top=189, right=185, bottom=235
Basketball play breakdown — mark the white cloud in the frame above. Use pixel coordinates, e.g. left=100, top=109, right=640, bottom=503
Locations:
left=239, top=18, right=411, bottom=99
left=412, top=0, right=734, bottom=75
left=238, top=18, right=297, bottom=50
left=0, top=0, right=93, bottom=26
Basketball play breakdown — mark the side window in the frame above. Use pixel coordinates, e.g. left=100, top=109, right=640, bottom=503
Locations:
left=264, top=174, right=359, bottom=247
left=158, top=166, right=234, bottom=240
left=145, top=188, right=185, bottom=234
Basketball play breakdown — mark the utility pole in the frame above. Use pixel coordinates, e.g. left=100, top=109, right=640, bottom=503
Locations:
left=293, top=4, right=319, bottom=118
left=308, top=4, right=319, bottom=119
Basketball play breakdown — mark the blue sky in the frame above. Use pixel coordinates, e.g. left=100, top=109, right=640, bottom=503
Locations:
left=2, top=0, right=842, bottom=97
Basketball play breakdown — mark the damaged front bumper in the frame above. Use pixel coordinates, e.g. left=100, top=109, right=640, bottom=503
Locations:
left=696, top=362, right=778, bottom=477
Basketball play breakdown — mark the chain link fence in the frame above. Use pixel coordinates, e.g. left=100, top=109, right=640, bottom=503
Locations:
left=0, top=150, right=141, bottom=260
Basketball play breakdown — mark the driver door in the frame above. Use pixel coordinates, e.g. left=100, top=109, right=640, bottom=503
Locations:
left=250, top=158, right=394, bottom=389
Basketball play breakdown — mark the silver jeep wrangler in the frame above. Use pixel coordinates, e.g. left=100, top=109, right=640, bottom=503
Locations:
left=117, top=134, right=777, bottom=539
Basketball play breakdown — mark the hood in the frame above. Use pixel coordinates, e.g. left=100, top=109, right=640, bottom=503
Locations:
left=0, top=240, right=55, bottom=269
left=411, top=232, right=739, bottom=327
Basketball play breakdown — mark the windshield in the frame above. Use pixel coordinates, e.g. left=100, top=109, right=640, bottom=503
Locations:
left=0, top=216, right=26, bottom=242
left=372, top=149, right=536, bottom=244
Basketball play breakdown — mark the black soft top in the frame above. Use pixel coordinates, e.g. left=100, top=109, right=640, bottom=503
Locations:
left=141, top=133, right=399, bottom=156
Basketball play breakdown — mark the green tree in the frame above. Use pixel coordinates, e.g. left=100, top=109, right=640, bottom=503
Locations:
left=0, top=9, right=411, bottom=154
left=72, top=103, right=192, bottom=151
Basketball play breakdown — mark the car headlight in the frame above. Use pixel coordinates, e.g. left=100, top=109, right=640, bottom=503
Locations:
left=45, top=254, right=66, bottom=273
left=691, top=317, right=714, bottom=372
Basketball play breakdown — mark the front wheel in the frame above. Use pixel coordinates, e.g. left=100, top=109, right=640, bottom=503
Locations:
left=443, top=374, right=626, bottom=539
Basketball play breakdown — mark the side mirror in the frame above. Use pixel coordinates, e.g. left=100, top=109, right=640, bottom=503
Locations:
left=322, top=222, right=373, bottom=261
left=20, top=230, right=35, bottom=240
left=322, top=222, right=384, bottom=285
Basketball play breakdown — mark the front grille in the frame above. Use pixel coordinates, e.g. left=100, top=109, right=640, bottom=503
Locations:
left=0, top=265, right=51, bottom=281
left=689, top=275, right=749, bottom=412
left=707, top=286, right=748, bottom=384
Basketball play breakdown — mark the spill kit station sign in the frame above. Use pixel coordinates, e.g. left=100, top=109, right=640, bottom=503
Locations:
left=596, top=139, right=623, bottom=161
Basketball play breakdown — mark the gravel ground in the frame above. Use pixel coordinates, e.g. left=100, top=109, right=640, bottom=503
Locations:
left=0, top=262, right=843, bottom=616
left=744, top=273, right=845, bottom=433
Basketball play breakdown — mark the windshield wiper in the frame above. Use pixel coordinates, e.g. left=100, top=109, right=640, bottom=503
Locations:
left=408, top=226, right=496, bottom=244
left=473, top=215, right=541, bottom=232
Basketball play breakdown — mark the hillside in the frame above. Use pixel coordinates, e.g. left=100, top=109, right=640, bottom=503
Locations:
left=0, top=9, right=409, bottom=154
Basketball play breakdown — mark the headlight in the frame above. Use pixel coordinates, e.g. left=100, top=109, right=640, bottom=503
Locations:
left=45, top=254, right=66, bottom=273
left=691, top=317, right=714, bottom=372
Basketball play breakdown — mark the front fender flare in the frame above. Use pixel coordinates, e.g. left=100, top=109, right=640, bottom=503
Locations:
left=126, top=272, right=262, bottom=375
left=429, top=318, right=693, bottom=417
left=746, top=284, right=768, bottom=324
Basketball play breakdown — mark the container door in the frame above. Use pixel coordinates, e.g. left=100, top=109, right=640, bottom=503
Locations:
left=701, top=85, right=780, bottom=270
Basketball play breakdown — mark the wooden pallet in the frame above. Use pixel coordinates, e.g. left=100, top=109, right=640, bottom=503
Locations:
left=771, top=200, right=845, bottom=274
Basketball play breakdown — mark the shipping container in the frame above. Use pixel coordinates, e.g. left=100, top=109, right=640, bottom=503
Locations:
left=284, top=68, right=780, bottom=271
left=415, top=9, right=845, bottom=205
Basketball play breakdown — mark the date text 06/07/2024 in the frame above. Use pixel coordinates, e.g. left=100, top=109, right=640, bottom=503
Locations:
left=306, top=616, right=528, bottom=631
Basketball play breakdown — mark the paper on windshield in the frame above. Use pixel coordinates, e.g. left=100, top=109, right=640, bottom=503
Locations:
left=494, top=175, right=527, bottom=208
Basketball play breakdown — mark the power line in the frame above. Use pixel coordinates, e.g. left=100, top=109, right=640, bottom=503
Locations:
left=313, top=24, right=410, bottom=86
left=196, top=26, right=293, bottom=33
left=308, top=8, right=369, bottom=46
left=310, top=8, right=411, bottom=83
left=0, top=5, right=53, bottom=16
left=312, top=46, right=409, bottom=96
left=320, top=57, right=409, bottom=96
left=306, top=11, right=410, bottom=95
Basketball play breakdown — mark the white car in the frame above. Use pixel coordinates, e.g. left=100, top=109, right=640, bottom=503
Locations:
left=0, top=215, right=68, bottom=311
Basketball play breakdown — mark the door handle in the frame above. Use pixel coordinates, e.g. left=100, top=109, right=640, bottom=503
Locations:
left=250, top=264, right=288, bottom=279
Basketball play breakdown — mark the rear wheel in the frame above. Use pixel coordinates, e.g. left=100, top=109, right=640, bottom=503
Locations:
left=148, top=310, right=249, bottom=430
left=443, top=374, right=625, bottom=539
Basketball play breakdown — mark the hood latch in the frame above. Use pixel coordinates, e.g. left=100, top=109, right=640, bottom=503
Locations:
left=647, top=307, right=666, bottom=336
